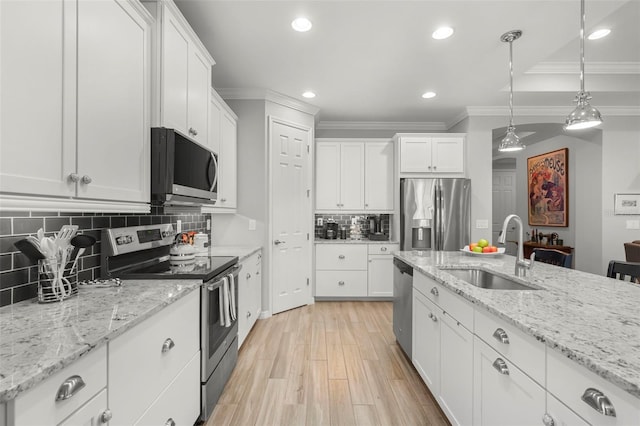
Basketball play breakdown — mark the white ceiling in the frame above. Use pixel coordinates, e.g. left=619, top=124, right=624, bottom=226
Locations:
left=174, top=0, right=640, bottom=129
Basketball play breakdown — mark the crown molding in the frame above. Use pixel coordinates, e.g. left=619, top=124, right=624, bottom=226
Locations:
left=216, top=88, right=320, bottom=115
left=526, top=62, right=640, bottom=75
left=466, top=106, right=640, bottom=117
left=315, top=121, right=447, bottom=131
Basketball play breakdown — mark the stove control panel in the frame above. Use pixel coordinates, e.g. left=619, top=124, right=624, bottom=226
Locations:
left=103, top=224, right=176, bottom=256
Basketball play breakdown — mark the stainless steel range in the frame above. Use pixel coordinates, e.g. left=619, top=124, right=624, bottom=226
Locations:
left=101, top=224, right=240, bottom=422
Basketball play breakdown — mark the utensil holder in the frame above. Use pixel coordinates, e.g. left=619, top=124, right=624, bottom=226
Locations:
left=38, top=258, right=78, bottom=303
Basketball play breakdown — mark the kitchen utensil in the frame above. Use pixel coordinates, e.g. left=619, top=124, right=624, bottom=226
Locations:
left=68, top=234, right=97, bottom=275
left=14, top=239, right=46, bottom=264
left=54, top=225, right=78, bottom=298
left=170, top=233, right=196, bottom=263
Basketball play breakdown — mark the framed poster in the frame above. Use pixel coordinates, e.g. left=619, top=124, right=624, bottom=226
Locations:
left=527, top=148, right=568, bottom=227
left=614, top=193, right=640, bottom=215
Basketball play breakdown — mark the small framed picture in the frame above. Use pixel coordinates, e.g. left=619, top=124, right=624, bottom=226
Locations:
left=614, top=193, right=640, bottom=215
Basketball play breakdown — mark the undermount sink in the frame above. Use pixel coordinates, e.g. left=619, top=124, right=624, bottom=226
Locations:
left=443, top=268, right=540, bottom=291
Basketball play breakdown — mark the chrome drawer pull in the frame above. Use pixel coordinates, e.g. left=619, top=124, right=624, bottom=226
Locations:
left=338, top=281, right=345, bottom=286
left=381, top=247, right=387, bottom=251
left=492, top=328, right=510, bottom=344
left=246, top=272, right=251, bottom=279
left=162, top=338, right=175, bottom=353
left=492, top=358, right=510, bottom=375
left=581, top=388, right=616, bottom=417
left=542, top=413, right=555, bottom=426
left=338, top=255, right=345, bottom=259
left=428, top=313, right=438, bottom=322
left=165, top=418, right=176, bottom=426
left=55, top=375, right=86, bottom=401
left=100, top=409, right=113, bottom=424
left=430, top=287, right=439, bottom=296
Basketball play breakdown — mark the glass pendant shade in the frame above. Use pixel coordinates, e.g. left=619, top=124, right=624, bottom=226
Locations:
left=498, top=30, right=524, bottom=153
left=565, top=0, right=603, bottom=130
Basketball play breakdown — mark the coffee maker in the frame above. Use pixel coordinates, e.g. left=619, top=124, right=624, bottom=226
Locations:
left=322, top=220, right=338, bottom=239
left=368, top=215, right=388, bottom=241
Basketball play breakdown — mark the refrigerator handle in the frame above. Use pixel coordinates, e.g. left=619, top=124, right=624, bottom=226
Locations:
left=435, top=181, right=441, bottom=250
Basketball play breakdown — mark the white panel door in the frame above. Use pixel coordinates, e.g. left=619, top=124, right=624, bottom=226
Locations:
left=162, top=8, right=189, bottom=134
left=367, top=255, right=393, bottom=297
left=315, top=142, right=341, bottom=210
left=339, top=142, right=365, bottom=210
left=400, top=137, right=431, bottom=173
left=76, top=0, right=149, bottom=202
left=0, top=0, right=75, bottom=196
left=187, top=48, right=210, bottom=145
left=432, top=137, right=464, bottom=173
left=270, top=119, right=312, bottom=314
left=364, top=141, right=394, bottom=211
left=492, top=170, right=517, bottom=255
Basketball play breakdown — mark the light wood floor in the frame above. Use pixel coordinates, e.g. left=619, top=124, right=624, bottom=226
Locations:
left=206, top=301, right=449, bottom=426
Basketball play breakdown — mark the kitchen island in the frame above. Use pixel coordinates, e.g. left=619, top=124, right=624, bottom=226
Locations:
left=0, top=279, right=201, bottom=403
left=396, top=250, right=640, bottom=424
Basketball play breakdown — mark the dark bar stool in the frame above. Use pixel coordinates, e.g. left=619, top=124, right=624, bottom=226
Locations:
left=607, top=260, right=640, bottom=284
left=532, top=248, right=573, bottom=268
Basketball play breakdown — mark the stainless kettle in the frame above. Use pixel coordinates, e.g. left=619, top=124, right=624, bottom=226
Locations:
left=170, top=233, right=196, bottom=263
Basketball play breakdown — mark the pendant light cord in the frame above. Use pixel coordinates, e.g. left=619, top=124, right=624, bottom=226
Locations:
left=579, top=0, right=586, bottom=93
left=508, top=39, right=515, bottom=127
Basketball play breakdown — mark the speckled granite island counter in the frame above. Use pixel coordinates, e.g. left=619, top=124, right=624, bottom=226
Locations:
left=395, top=250, right=640, bottom=402
left=0, top=279, right=201, bottom=403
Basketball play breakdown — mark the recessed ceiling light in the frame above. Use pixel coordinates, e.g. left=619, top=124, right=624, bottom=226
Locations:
left=432, top=27, right=454, bottom=40
left=587, top=29, right=611, bottom=40
left=422, top=91, right=437, bottom=99
left=291, top=17, right=312, bottom=32
left=302, top=91, right=316, bottom=99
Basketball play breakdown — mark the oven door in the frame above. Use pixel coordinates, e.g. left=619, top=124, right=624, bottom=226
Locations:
left=201, top=264, right=239, bottom=381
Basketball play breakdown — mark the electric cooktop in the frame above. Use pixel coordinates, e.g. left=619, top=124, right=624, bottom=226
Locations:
left=116, top=256, right=238, bottom=282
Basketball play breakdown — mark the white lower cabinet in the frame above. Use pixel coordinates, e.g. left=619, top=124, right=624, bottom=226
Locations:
left=412, top=289, right=441, bottom=394
left=367, top=244, right=398, bottom=297
left=108, top=291, right=200, bottom=425
left=238, top=250, right=262, bottom=347
left=545, top=393, right=589, bottom=426
left=473, top=337, right=545, bottom=426
left=58, top=389, right=108, bottom=426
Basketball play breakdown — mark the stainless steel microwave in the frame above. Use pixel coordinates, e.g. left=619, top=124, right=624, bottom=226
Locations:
left=151, top=127, right=218, bottom=206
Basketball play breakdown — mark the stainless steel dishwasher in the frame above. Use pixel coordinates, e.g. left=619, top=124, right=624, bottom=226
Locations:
left=393, top=257, right=413, bottom=357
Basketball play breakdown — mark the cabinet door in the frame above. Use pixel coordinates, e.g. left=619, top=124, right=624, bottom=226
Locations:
left=218, top=110, right=237, bottom=209
left=364, top=141, right=394, bottom=211
left=473, top=337, right=545, bottom=426
left=339, top=143, right=365, bottom=210
left=412, top=289, right=440, bottom=395
left=400, top=137, right=432, bottom=173
left=0, top=0, right=75, bottom=197
left=546, top=393, right=590, bottom=426
left=58, top=389, right=108, bottom=426
left=187, top=47, right=210, bottom=145
left=161, top=7, right=189, bottom=134
left=208, top=95, right=222, bottom=153
left=431, top=137, right=464, bottom=173
left=251, top=253, right=262, bottom=327
left=439, top=313, right=473, bottom=426
left=367, top=255, right=393, bottom=297
left=237, top=254, right=252, bottom=347
left=315, top=142, right=341, bottom=210
left=76, top=0, right=149, bottom=203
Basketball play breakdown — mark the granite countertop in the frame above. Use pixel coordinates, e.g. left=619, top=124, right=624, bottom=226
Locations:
left=394, top=250, right=640, bottom=399
left=0, top=279, right=201, bottom=403
left=209, top=246, right=262, bottom=262
left=315, top=238, right=399, bottom=244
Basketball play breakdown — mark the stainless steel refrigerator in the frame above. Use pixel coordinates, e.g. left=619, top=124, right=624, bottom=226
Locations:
left=400, top=178, right=471, bottom=251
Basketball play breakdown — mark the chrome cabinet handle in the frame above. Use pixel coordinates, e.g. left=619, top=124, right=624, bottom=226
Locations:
left=246, top=273, right=251, bottom=279
left=365, top=203, right=369, bottom=207
left=188, top=127, right=198, bottom=136
left=542, top=413, right=555, bottom=426
left=381, top=247, right=387, bottom=252
left=433, top=166, right=437, bottom=170
left=492, top=358, right=510, bottom=375
left=274, top=240, right=285, bottom=245
left=55, top=375, right=86, bottom=401
left=247, top=311, right=251, bottom=318
left=493, top=328, right=510, bottom=344
left=69, top=173, right=80, bottom=183
left=338, top=281, right=345, bottom=286
left=338, top=255, right=345, bottom=259
left=220, top=198, right=227, bottom=202
left=162, top=338, right=175, bottom=353
left=81, top=175, right=92, bottom=184
left=428, top=313, right=438, bottom=322
left=100, top=409, right=113, bottom=424
left=165, top=418, right=176, bottom=426
left=581, top=388, right=616, bottom=417
left=430, top=287, right=439, bottom=296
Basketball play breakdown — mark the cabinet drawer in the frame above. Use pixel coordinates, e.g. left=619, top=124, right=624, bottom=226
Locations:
left=316, top=244, right=367, bottom=270
left=13, top=345, right=107, bottom=426
left=134, top=351, right=200, bottom=426
left=316, top=270, right=367, bottom=297
left=109, top=291, right=200, bottom=425
left=474, top=307, right=545, bottom=385
left=547, top=348, right=640, bottom=425
left=367, top=243, right=399, bottom=255
left=414, top=271, right=473, bottom=330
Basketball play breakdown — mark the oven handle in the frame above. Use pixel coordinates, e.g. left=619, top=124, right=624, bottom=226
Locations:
left=206, top=264, right=242, bottom=291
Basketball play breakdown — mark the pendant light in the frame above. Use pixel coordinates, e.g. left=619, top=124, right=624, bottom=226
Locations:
left=498, top=30, right=524, bottom=152
left=565, top=0, right=603, bottom=130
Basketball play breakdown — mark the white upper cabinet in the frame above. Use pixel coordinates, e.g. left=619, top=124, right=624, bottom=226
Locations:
left=397, top=134, right=465, bottom=175
left=315, top=139, right=393, bottom=212
left=0, top=0, right=152, bottom=210
left=146, top=0, right=214, bottom=146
